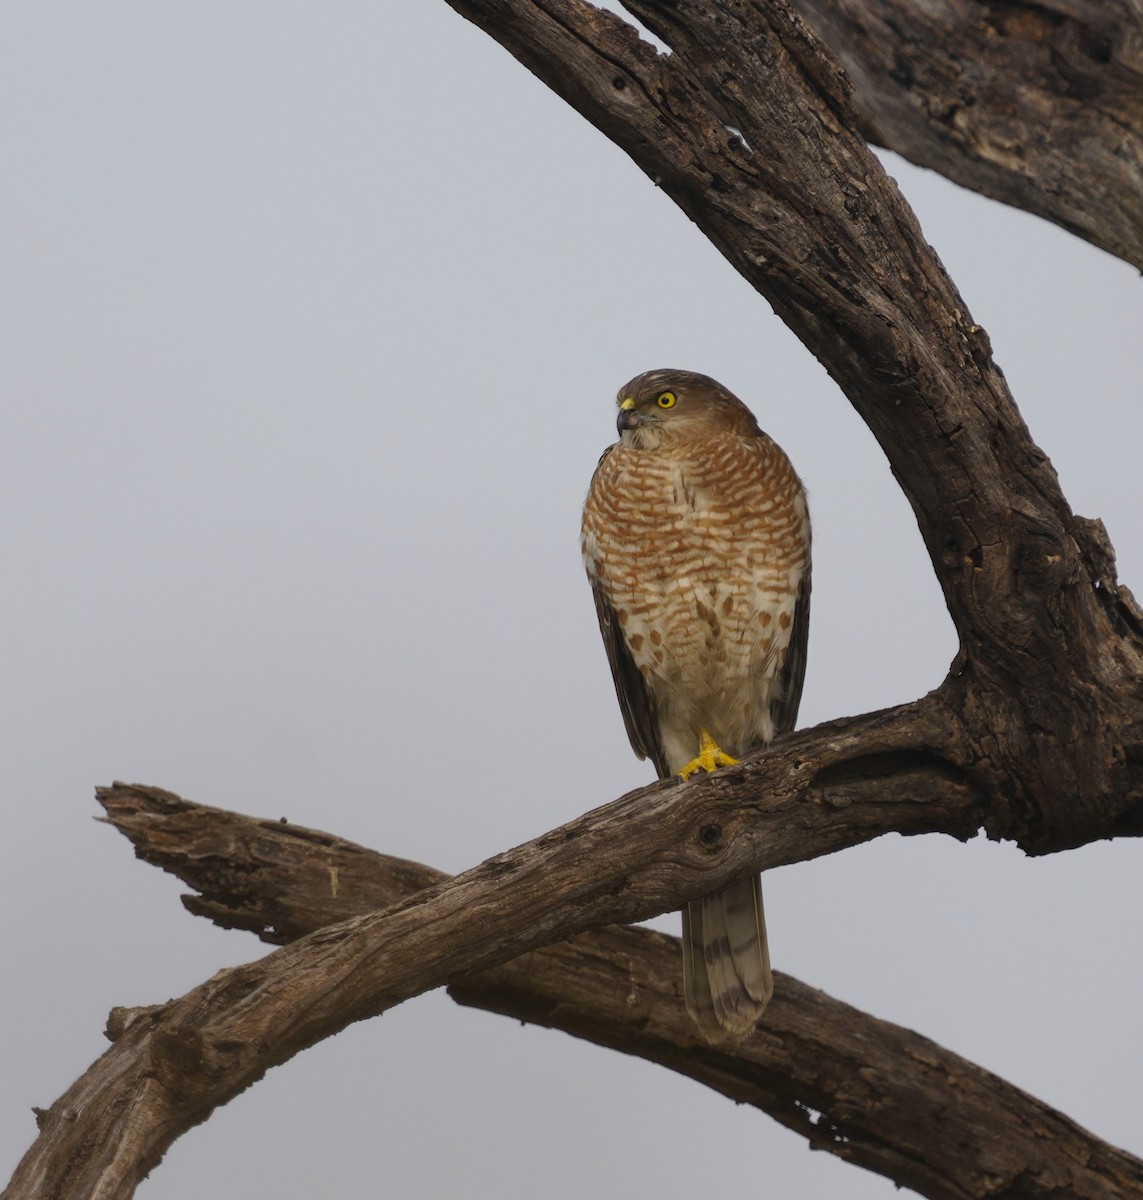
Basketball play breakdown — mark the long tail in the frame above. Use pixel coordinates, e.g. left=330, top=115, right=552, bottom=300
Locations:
left=682, top=874, right=772, bottom=1040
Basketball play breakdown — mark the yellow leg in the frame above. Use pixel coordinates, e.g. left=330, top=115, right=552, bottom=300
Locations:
left=678, top=729, right=739, bottom=780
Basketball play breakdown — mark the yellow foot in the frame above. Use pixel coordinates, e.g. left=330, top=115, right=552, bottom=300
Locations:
left=678, top=729, right=739, bottom=781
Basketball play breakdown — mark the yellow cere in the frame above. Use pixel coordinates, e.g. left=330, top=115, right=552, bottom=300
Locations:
left=620, top=396, right=636, bottom=410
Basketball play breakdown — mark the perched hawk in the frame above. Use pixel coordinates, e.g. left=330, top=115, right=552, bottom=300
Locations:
left=582, top=369, right=811, bottom=1041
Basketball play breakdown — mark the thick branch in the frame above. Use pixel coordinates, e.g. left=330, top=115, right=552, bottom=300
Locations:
left=6, top=698, right=989, bottom=1200
left=10, top=6, right=1143, bottom=1197
left=787, top=0, right=1143, bottom=270
left=446, top=0, right=1062, bottom=609
left=71, top=784, right=1143, bottom=1198
left=441, top=0, right=1143, bottom=850
left=454, top=945, right=1143, bottom=1200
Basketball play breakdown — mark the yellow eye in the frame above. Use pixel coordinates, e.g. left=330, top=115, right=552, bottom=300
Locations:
left=656, top=391, right=677, bottom=409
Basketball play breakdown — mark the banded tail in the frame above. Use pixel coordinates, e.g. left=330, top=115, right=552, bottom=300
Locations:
left=682, top=874, right=772, bottom=1040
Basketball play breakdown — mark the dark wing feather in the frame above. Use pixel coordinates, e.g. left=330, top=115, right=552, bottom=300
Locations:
left=771, top=563, right=811, bottom=736
left=590, top=579, right=670, bottom=778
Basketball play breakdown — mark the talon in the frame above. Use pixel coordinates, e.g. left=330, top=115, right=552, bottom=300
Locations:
left=678, top=729, right=739, bottom=780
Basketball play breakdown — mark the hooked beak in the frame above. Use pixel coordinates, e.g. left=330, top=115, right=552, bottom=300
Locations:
left=617, top=397, right=640, bottom=434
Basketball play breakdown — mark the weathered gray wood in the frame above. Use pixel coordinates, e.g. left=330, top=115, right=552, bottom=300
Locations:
left=787, top=0, right=1143, bottom=270
left=34, top=784, right=1143, bottom=1200
left=7, top=1, right=1143, bottom=1196
left=440, top=0, right=1143, bottom=850
left=6, top=699, right=986, bottom=1200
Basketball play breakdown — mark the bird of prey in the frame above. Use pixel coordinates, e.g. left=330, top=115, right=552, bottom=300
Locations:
left=582, top=369, right=811, bottom=1040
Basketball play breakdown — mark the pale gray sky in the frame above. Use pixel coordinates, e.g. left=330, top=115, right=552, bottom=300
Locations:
left=3, top=3, right=1141, bottom=1197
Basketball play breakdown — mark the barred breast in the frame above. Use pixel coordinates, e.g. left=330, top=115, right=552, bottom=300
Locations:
left=582, top=428, right=809, bottom=773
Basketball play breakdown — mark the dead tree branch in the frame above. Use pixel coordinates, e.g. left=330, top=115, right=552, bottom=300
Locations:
left=7, top=776, right=1142, bottom=1200
left=7, top=1, right=1143, bottom=1195
left=86, top=782, right=1143, bottom=1200
left=7, top=698, right=995, bottom=1200
left=785, top=0, right=1143, bottom=270
left=441, top=0, right=1143, bottom=847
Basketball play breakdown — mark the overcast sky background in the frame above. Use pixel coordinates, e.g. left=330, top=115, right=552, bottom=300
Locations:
left=3, top=3, right=1141, bottom=1197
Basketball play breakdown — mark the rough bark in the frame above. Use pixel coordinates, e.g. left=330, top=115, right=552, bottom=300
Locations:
left=785, top=0, right=1143, bottom=270
left=87, top=782, right=1143, bottom=1200
left=7, top=698, right=992, bottom=1200
left=440, top=0, right=1143, bottom=847
left=7, top=0, right=1143, bottom=1196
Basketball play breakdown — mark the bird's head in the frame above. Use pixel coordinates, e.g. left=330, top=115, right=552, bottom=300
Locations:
left=614, top=369, right=761, bottom=450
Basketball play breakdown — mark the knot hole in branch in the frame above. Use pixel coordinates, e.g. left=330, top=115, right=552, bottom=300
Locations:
left=698, top=822, right=723, bottom=849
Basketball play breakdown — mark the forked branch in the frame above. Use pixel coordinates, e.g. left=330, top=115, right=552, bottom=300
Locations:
left=441, top=0, right=1143, bottom=847
left=12, top=781, right=1143, bottom=1200
left=7, top=0, right=1143, bottom=1196
left=7, top=697, right=991, bottom=1200
left=112, top=783, right=1143, bottom=1200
